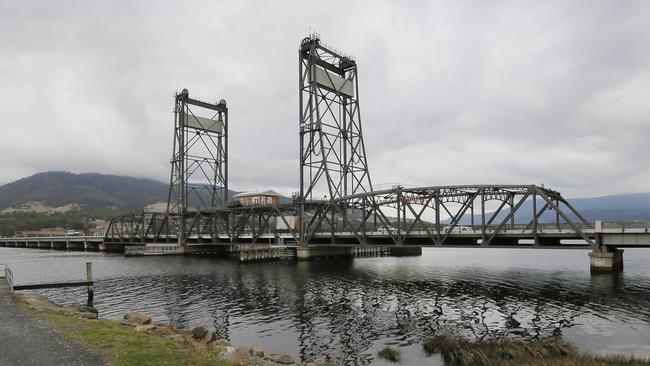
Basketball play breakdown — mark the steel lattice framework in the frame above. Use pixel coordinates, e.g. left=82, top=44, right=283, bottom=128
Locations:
left=167, top=89, right=228, bottom=245
left=299, top=34, right=372, bottom=201
left=105, top=36, right=599, bottom=251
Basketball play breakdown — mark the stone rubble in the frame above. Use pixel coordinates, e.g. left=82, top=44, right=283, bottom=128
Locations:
left=114, top=312, right=329, bottom=366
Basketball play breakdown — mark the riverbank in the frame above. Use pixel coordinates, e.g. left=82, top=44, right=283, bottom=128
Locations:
left=6, top=280, right=650, bottom=366
left=13, top=292, right=317, bottom=366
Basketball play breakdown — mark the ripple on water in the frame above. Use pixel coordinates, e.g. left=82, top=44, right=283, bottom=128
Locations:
left=3, top=247, right=650, bottom=365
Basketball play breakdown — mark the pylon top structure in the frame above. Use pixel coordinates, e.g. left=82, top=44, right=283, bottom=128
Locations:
left=167, top=89, right=228, bottom=218
left=299, top=34, right=373, bottom=203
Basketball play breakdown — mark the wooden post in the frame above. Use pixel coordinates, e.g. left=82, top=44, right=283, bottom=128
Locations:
left=86, top=262, right=94, bottom=307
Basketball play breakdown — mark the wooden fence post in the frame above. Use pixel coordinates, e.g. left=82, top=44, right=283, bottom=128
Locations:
left=86, top=262, right=93, bottom=307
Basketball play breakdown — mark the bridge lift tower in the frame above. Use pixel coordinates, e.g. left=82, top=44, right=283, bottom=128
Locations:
left=167, top=89, right=228, bottom=246
left=298, top=34, right=374, bottom=245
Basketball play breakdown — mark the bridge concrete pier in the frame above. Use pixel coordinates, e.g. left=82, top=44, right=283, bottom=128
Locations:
left=388, top=246, right=423, bottom=256
left=84, top=242, right=100, bottom=251
left=296, top=245, right=423, bottom=260
left=589, top=247, right=623, bottom=273
left=296, top=246, right=354, bottom=260
left=37, top=241, right=52, bottom=249
left=535, top=237, right=562, bottom=246
left=100, top=243, right=126, bottom=253
left=66, top=242, right=84, bottom=250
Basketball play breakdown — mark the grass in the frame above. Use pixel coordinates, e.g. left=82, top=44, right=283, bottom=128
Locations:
left=377, top=346, right=401, bottom=363
left=17, top=296, right=230, bottom=366
left=422, top=335, right=650, bottom=366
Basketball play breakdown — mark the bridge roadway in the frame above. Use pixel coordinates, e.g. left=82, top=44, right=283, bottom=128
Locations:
left=1, top=221, right=649, bottom=273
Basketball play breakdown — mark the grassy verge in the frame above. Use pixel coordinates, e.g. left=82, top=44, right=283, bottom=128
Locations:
left=423, top=335, right=650, bottom=366
left=16, top=295, right=229, bottom=366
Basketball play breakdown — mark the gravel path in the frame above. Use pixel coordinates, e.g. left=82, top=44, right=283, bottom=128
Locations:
left=0, top=282, right=103, bottom=366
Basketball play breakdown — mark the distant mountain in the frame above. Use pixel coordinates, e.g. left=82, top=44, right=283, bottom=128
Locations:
left=0, top=171, right=249, bottom=216
left=0, top=172, right=169, bottom=213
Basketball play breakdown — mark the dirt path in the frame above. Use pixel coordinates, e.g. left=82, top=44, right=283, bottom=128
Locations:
left=0, top=282, right=103, bottom=366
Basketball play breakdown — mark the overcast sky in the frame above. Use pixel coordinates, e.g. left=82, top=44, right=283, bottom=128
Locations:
left=1, top=1, right=649, bottom=198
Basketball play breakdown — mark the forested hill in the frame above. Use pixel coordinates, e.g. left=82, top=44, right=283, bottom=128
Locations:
left=0, top=171, right=169, bottom=212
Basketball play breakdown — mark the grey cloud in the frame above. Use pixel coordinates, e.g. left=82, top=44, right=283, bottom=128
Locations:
left=1, top=0, right=649, bottom=198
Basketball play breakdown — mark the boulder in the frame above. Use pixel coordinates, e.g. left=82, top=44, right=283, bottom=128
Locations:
left=251, top=346, right=264, bottom=357
left=151, top=323, right=177, bottom=337
left=71, top=304, right=98, bottom=315
left=229, top=347, right=253, bottom=366
left=191, top=325, right=209, bottom=340
left=75, top=311, right=98, bottom=320
left=213, top=338, right=232, bottom=347
left=123, top=311, right=151, bottom=325
left=191, top=325, right=215, bottom=343
left=135, top=324, right=156, bottom=333
left=268, top=354, right=295, bottom=365
left=61, top=304, right=98, bottom=319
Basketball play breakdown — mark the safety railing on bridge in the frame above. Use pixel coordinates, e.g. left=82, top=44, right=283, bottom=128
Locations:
left=601, top=221, right=650, bottom=230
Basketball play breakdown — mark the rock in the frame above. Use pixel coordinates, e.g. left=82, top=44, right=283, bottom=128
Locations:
left=135, top=324, right=156, bottom=333
left=191, top=325, right=215, bottom=343
left=251, top=346, right=264, bottom=357
left=277, top=354, right=295, bottom=364
left=123, top=311, right=151, bottom=325
left=213, top=338, right=232, bottom=347
left=74, top=304, right=98, bottom=314
left=184, top=335, right=207, bottom=352
left=75, top=311, right=98, bottom=320
left=191, top=325, right=209, bottom=339
left=229, top=347, right=253, bottom=366
left=221, top=345, right=236, bottom=356
left=305, top=363, right=317, bottom=366
left=151, top=323, right=177, bottom=337
left=61, top=304, right=98, bottom=319
left=268, top=354, right=295, bottom=365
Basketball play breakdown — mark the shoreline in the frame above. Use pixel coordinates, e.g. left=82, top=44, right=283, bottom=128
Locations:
left=8, top=289, right=650, bottom=366
left=14, top=292, right=319, bottom=366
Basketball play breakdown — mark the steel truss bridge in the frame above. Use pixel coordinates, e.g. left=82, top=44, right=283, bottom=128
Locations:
left=101, top=34, right=647, bottom=271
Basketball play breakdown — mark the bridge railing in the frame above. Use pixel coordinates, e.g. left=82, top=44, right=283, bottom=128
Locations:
left=601, top=221, right=650, bottom=229
left=0, top=235, right=103, bottom=240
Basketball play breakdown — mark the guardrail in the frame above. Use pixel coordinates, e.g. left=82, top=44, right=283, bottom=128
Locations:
left=0, top=235, right=103, bottom=240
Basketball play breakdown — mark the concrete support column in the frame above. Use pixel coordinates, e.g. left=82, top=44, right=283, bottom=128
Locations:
left=388, top=246, right=423, bottom=256
left=296, top=246, right=354, bottom=260
left=589, top=247, right=623, bottom=273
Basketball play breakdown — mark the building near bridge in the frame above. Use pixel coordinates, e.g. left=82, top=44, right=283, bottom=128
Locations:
left=232, top=190, right=281, bottom=205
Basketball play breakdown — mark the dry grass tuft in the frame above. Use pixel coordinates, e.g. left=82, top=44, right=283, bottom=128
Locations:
left=422, top=335, right=650, bottom=366
left=377, top=346, right=401, bottom=363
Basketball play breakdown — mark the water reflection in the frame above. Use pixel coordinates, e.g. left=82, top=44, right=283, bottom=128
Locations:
left=2, top=247, right=650, bottom=365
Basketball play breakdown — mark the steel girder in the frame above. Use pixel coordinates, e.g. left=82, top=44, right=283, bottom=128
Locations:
left=105, top=184, right=594, bottom=247
left=300, top=184, right=595, bottom=247
left=105, top=204, right=300, bottom=245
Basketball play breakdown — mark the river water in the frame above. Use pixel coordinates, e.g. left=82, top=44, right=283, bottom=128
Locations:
left=2, top=247, right=650, bottom=365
